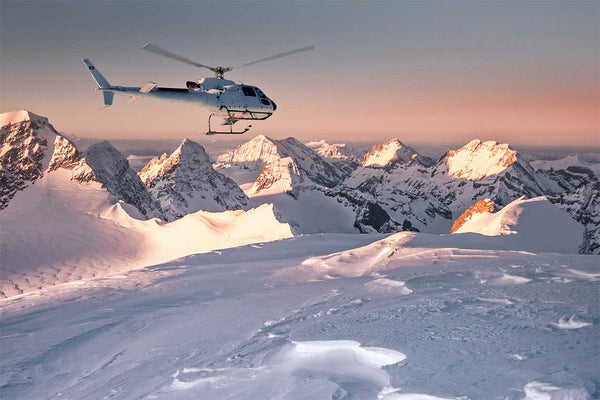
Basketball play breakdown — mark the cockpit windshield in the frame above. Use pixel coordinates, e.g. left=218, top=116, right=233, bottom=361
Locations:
left=254, top=87, right=267, bottom=98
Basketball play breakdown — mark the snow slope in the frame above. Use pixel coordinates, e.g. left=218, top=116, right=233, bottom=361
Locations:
left=0, top=167, right=292, bottom=298
left=1, top=230, right=597, bottom=399
left=454, top=196, right=584, bottom=254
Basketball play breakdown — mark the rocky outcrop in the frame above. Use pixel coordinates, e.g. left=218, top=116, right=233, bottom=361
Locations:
left=0, top=111, right=94, bottom=209
left=140, top=138, right=248, bottom=221
left=248, top=157, right=303, bottom=196
left=337, top=139, right=547, bottom=232
left=84, top=141, right=164, bottom=219
left=450, top=198, right=494, bottom=233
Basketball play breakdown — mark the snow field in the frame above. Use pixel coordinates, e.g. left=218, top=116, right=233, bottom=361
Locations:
left=2, top=232, right=597, bottom=399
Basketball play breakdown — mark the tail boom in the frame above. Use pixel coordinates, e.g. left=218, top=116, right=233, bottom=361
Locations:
left=82, top=58, right=110, bottom=89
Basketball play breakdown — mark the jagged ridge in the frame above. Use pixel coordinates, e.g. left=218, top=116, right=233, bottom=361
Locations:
left=139, top=138, right=248, bottom=221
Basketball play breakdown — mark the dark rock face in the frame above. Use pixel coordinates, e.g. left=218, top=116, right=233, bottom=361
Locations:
left=354, top=201, right=398, bottom=233
left=84, top=141, right=165, bottom=220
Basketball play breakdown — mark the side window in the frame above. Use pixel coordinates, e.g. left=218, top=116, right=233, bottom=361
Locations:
left=261, top=99, right=270, bottom=106
left=242, top=86, right=256, bottom=97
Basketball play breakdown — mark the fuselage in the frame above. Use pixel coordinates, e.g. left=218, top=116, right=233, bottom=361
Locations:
left=104, top=76, right=277, bottom=118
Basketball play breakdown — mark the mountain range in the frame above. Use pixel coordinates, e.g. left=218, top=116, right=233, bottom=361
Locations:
left=2, top=110, right=598, bottom=255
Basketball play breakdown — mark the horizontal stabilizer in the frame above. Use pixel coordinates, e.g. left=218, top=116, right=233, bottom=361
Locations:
left=127, top=95, right=141, bottom=104
left=139, top=82, right=157, bottom=93
left=82, top=58, right=110, bottom=89
left=103, top=91, right=114, bottom=106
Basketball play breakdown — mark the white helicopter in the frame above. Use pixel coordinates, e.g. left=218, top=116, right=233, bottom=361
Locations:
left=82, top=43, right=314, bottom=135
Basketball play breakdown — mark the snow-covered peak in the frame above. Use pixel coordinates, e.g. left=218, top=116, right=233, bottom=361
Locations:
left=362, top=138, right=425, bottom=167
left=216, top=135, right=281, bottom=165
left=0, top=110, right=47, bottom=127
left=248, top=156, right=303, bottom=196
left=443, top=139, right=518, bottom=180
left=0, top=110, right=95, bottom=209
left=139, top=138, right=212, bottom=185
left=173, top=138, right=211, bottom=163
left=217, top=135, right=343, bottom=188
left=305, top=139, right=361, bottom=162
left=139, top=138, right=248, bottom=220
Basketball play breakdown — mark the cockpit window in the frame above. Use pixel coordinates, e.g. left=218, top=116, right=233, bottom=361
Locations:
left=242, top=86, right=256, bottom=97
left=255, top=88, right=266, bottom=98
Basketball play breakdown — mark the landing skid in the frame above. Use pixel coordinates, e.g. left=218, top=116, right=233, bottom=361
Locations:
left=205, top=114, right=252, bottom=135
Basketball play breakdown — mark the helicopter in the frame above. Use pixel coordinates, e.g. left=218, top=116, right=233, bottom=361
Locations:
left=82, top=43, right=314, bottom=135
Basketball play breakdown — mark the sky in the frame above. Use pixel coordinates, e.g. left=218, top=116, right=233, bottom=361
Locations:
left=1, top=1, right=598, bottom=147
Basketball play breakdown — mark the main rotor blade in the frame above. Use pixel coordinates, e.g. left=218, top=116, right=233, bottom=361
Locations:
left=141, top=43, right=216, bottom=72
left=236, top=45, right=315, bottom=69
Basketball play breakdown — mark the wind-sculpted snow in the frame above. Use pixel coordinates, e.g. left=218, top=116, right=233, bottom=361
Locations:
left=1, top=232, right=597, bottom=399
left=555, top=315, right=593, bottom=330
left=269, top=210, right=584, bottom=286
left=159, top=340, right=406, bottom=399
left=452, top=196, right=584, bottom=253
left=0, top=162, right=292, bottom=297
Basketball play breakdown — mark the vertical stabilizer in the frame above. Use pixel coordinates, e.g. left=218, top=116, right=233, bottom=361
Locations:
left=82, top=58, right=110, bottom=89
left=103, top=92, right=114, bottom=106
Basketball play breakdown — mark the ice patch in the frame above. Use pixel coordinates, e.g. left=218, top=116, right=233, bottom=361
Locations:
left=489, top=273, right=532, bottom=286
left=523, top=381, right=589, bottom=400
left=379, top=392, right=466, bottom=399
left=477, top=297, right=514, bottom=305
left=510, top=353, right=527, bottom=361
left=365, top=278, right=413, bottom=295
left=555, top=315, right=592, bottom=330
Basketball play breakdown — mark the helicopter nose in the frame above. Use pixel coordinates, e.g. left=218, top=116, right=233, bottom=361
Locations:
left=270, top=99, right=277, bottom=111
